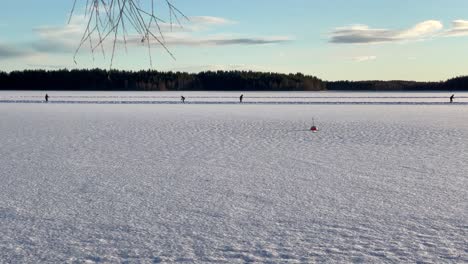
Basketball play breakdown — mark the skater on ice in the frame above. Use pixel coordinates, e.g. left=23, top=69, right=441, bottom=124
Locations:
left=181, top=96, right=185, bottom=103
left=239, top=94, right=244, bottom=103
left=450, top=94, right=454, bottom=103
left=45, top=94, right=49, bottom=102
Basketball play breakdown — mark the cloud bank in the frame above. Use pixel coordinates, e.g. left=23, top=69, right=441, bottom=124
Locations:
left=0, top=44, right=32, bottom=59
left=330, top=19, right=468, bottom=44
left=0, top=14, right=292, bottom=61
left=330, top=20, right=443, bottom=44
left=443, top=20, right=468, bottom=37
left=120, top=34, right=291, bottom=47
left=0, top=15, right=291, bottom=61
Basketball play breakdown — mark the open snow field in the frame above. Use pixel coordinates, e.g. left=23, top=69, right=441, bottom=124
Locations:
left=1, top=91, right=468, bottom=105
left=0, top=92, right=467, bottom=263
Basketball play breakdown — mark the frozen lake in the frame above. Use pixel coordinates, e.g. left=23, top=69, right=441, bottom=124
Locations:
left=0, top=92, right=467, bottom=263
left=1, top=91, right=468, bottom=104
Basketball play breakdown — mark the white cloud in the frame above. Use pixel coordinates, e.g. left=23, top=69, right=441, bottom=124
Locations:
left=125, top=34, right=292, bottom=47
left=189, top=16, right=236, bottom=26
left=27, top=14, right=291, bottom=56
left=444, top=19, right=468, bottom=37
left=398, top=20, right=443, bottom=39
left=351, top=56, right=377, bottom=62
left=330, top=20, right=443, bottom=44
left=146, top=16, right=234, bottom=33
left=31, top=14, right=87, bottom=53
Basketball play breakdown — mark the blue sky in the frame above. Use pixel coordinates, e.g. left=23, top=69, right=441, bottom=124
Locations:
left=1, top=0, right=468, bottom=81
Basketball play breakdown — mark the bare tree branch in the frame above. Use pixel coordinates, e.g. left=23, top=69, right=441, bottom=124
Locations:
left=70, top=0, right=188, bottom=70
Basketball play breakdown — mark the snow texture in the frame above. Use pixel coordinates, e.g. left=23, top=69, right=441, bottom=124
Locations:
left=1, top=91, right=468, bottom=105
left=0, top=92, right=467, bottom=263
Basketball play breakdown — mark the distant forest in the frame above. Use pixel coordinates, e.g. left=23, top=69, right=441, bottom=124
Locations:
left=326, top=77, right=468, bottom=91
left=0, top=69, right=467, bottom=91
left=0, top=69, right=325, bottom=91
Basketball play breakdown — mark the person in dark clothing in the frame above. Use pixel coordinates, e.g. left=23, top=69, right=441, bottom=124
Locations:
left=45, top=94, right=49, bottom=102
left=181, top=96, right=185, bottom=103
left=239, top=94, right=243, bottom=103
left=450, top=94, right=454, bottom=103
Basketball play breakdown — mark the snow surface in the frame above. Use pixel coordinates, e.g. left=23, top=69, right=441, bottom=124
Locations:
left=0, top=92, right=467, bottom=263
left=1, top=91, right=468, bottom=105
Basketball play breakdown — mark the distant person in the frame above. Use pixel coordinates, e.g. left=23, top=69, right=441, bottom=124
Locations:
left=45, top=94, right=49, bottom=102
left=450, top=94, right=454, bottom=103
left=181, top=96, right=185, bottom=103
left=239, top=94, right=243, bottom=103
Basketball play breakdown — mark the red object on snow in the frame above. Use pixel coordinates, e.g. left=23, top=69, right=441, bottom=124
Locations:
left=311, top=126, right=318, bottom=132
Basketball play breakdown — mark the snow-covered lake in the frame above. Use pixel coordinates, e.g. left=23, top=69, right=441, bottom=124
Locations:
left=1, top=91, right=468, bottom=104
left=0, top=92, right=467, bottom=263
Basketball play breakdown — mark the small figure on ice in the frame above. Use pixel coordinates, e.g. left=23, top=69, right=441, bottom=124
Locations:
left=239, top=94, right=244, bottom=103
left=181, top=96, right=185, bottom=103
left=45, top=93, right=49, bottom=102
left=310, top=118, right=318, bottom=132
left=450, top=94, right=454, bottom=103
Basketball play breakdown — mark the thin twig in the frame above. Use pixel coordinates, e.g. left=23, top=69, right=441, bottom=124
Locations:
left=71, top=0, right=188, bottom=69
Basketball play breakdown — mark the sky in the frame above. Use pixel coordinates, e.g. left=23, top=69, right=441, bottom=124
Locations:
left=1, top=0, right=468, bottom=81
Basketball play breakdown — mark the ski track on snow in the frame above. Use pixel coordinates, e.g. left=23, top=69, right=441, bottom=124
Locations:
left=0, top=101, right=467, bottom=263
left=1, top=100, right=468, bottom=105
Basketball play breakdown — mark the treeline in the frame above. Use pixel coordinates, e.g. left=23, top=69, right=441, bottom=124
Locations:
left=0, top=69, right=325, bottom=91
left=326, top=76, right=468, bottom=91
left=1, top=69, right=467, bottom=91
